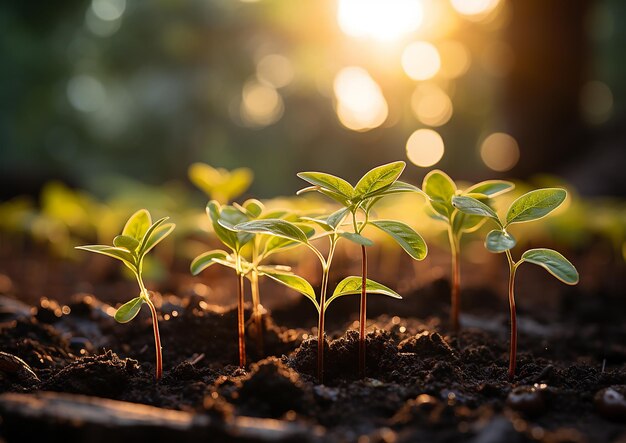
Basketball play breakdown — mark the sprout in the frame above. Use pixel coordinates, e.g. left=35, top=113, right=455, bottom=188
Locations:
left=188, top=162, right=253, bottom=204
left=422, top=170, right=514, bottom=333
left=297, top=162, right=428, bottom=377
left=76, top=209, right=175, bottom=381
left=452, top=188, right=579, bottom=379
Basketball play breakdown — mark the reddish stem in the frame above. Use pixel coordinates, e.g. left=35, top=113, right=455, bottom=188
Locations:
left=507, top=266, right=517, bottom=380
left=450, top=248, right=461, bottom=334
left=146, top=299, right=162, bottom=381
left=358, top=245, right=367, bottom=378
left=317, top=273, right=327, bottom=383
left=237, top=272, right=247, bottom=368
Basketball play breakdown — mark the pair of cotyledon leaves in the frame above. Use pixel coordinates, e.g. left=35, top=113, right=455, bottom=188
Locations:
left=451, top=188, right=578, bottom=285
left=76, top=209, right=176, bottom=323
left=422, top=169, right=515, bottom=236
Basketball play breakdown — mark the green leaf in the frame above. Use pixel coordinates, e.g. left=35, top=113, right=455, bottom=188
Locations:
left=365, top=180, right=424, bottom=198
left=485, top=229, right=516, bottom=253
left=370, top=220, right=427, bottom=260
left=206, top=201, right=239, bottom=250
left=297, top=172, right=354, bottom=199
left=326, top=277, right=401, bottom=308
left=262, top=224, right=315, bottom=256
left=113, top=235, right=140, bottom=252
left=114, top=296, right=144, bottom=323
left=520, top=248, right=579, bottom=285
left=75, top=245, right=136, bottom=269
left=220, top=167, right=253, bottom=202
left=465, top=180, right=515, bottom=197
left=263, top=272, right=319, bottom=312
left=451, top=211, right=485, bottom=235
left=327, top=207, right=351, bottom=229
left=505, top=188, right=567, bottom=226
left=190, top=249, right=229, bottom=275
left=340, top=232, right=374, bottom=247
left=451, top=196, right=502, bottom=226
left=142, top=223, right=175, bottom=256
left=234, top=219, right=309, bottom=244
left=122, top=209, right=152, bottom=241
left=242, top=199, right=264, bottom=218
left=354, top=161, right=405, bottom=198
left=422, top=170, right=456, bottom=219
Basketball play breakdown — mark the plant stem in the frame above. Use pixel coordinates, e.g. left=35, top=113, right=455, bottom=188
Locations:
left=448, top=228, right=461, bottom=334
left=146, top=297, right=163, bottom=381
left=135, top=273, right=162, bottom=381
left=505, top=249, right=518, bottom=380
left=358, top=244, right=367, bottom=378
left=237, top=271, right=246, bottom=368
left=316, top=237, right=337, bottom=383
left=250, top=269, right=263, bottom=354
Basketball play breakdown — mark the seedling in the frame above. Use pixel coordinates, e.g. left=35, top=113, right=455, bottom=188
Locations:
left=190, top=199, right=308, bottom=358
left=188, top=162, right=253, bottom=204
left=452, top=188, right=579, bottom=379
left=422, top=170, right=514, bottom=333
left=233, top=173, right=420, bottom=382
left=297, top=162, right=428, bottom=377
left=76, top=209, right=175, bottom=380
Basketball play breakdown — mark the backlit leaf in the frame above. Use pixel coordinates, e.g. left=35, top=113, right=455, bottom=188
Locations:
left=485, top=229, right=516, bottom=253
left=190, top=249, right=229, bottom=275
left=452, top=196, right=502, bottom=226
left=465, top=180, right=515, bottom=197
left=326, top=277, right=401, bottom=308
left=505, top=188, right=566, bottom=226
left=234, top=219, right=309, bottom=244
left=340, top=232, right=374, bottom=247
left=114, top=296, right=144, bottom=323
left=297, top=172, right=354, bottom=199
left=263, top=272, right=319, bottom=312
left=370, top=220, right=427, bottom=260
left=122, top=209, right=151, bottom=241
left=520, top=248, right=579, bottom=285
left=422, top=170, right=456, bottom=219
left=113, top=235, right=139, bottom=252
left=355, top=161, right=405, bottom=198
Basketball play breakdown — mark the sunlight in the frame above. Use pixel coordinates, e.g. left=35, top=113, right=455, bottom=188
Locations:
left=401, top=41, right=441, bottom=81
left=411, top=84, right=453, bottom=127
left=480, top=132, right=520, bottom=171
left=406, top=128, right=445, bottom=167
left=334, top=67, right=388, bottom=131
left=337, top=0, right=423, bottom=42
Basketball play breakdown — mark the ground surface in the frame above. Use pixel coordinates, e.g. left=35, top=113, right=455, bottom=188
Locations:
left=0, top=271, right=625, bottom=443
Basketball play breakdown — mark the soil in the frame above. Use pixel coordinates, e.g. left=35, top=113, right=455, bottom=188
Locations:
left=0, top=269, right=625, bottom=443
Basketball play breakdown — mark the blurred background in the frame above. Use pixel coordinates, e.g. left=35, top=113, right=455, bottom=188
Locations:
left=1, top=0, right=624, bottom=200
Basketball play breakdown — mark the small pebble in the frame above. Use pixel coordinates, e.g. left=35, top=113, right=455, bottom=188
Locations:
left=594, top=386, right=626, bottom=421
left=506, top=384, right=546, bottom=416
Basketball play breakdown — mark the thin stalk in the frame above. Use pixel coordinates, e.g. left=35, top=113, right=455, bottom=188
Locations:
left=316, top=236, right=337, bottom=383
left=358, top=244, right=367, bottom=378
left=505, top=249, right=518, bottom=380
left=250, top=243, right=263, bottom=354
left=236, top=254, right=246, bottom=368
left=448, top=228, right=461, bottom=334
left=135, top=273, right=162, bottom=381
left=250, top=270, right=263, bottom=353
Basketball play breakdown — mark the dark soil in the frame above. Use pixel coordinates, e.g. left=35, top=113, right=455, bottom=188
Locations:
left=0, top=277, right=625, bottom=442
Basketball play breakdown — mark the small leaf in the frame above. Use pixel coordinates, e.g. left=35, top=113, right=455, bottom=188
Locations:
left=142, top=223, right=175, bottom=256
left=485, top=229, right=516, bottom=252
left=299, top=216, right=333, bottom=232
left=520, top=248, right=579, bottom=285
left=370, top=220, right=427, bottom=260
left=263, top=272, right=319, bottom=312
left=220, top=167, right=253, bottom=202
left=452, top=196, right=502, bottom=226
left=206, top=201, right=239, bottom=250
left=326, top=277, right=401, bottom=308
left=422, top=170, right=456, bottom=219
left=340, top=232, right=374, bottom=247
left=451, top=211, right=485, bottom=235
left=122, top=209, right=152, bottom=241
left=234, top=219, right=309, bottom=244
left=505, top=188, right=567, bottom=226
left=465, top=180, right=515, bottom=197
left=364, top=180, right=425, bottom=198
left=75, top=245, right=136, bottom=269
left=114, top=296, right=144, bottom=323
left=354, top=161, right=405, bottom=198
left=113, top=235, right=139, bottom=252
left=327, top=207, right=351, bottom=229
left=242, top=199, right=264, bottom=218
left=297, top=171, right=354, bottom=199
left=190, top=250, right=229, bottom=275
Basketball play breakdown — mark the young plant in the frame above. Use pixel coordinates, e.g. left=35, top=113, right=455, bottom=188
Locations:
left=297, top=161, right=428, bottom=377
left=452, top=188, right=579, bottom=379
left=422, top=170, right=514, bottom=333
left=234, top=204, right=412, bottom=383
left=188, top=162, right=253, bottom=204
left=76, top=209, right=175, bottom=380
left=190, top=199, right=309, bottom=357
left=190, top=201, right=254, bottom=368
